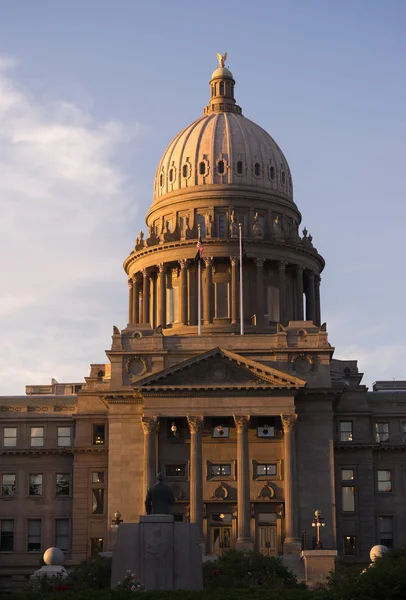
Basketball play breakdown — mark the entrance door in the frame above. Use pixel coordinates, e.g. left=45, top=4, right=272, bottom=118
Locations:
left=211, top=526, right=232, bottom=556
left=258, top=525, right=277, bottom=556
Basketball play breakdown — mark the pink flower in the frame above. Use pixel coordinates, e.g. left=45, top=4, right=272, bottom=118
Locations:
left=131, top=585, right=135, bottom=590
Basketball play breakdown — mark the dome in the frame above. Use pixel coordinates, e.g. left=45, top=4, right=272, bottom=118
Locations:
left=153, top=58, right=293, bottom=205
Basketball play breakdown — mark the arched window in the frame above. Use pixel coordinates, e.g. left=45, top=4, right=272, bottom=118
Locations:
left=218, top=160, right=225, bottom=174
left=199, top=161, right=206, bottom=176
left=220, top=82, right=224, bottom=96
left=254, top=163, right=261, bottom=177
left=159, top=173, right=164, bottom=187
left=211, top=85, right=214, bottom=98
left=236, top=160, right=243, bottom=175
left=169, top=169, right=174, bottom=182
left=281, top=171, right=286, bottom=185
left=182, top=164, right=188, bottom=178
left=270, top=166, right=275, bottom=180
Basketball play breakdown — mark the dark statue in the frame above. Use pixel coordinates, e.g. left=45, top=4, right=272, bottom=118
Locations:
left=145, top=473, right=175, bottom=515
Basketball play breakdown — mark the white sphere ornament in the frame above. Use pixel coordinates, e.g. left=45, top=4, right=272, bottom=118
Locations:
left=370, top=545, right=388, bottom=563
left=43, top=547, right=65, bottom=566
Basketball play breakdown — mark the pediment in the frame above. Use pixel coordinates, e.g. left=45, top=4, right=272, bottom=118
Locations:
left=134, top=348, right=305, bottom=390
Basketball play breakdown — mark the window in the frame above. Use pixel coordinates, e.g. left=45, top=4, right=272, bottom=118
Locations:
left=90, top=537, right=103, bottom=556
left=165, top=464, right=186, bottom=477
left=236, top=160, right=243, bottom=175
left=341, top=469, right=354, bottom=481
left=341, top=469, right=355, bottom=512
left=339, top=422, right=353, bottom=442
left=182, top=164, right=188, bottom=178
left=343, top=535, right=357, bottom=556
left=375, top=422, right=389, bottom=443
left=56, top=473, right=71, bottom=496
left=92, top=472, right=104, bottom=484
left=169, top=168, right=173, bottom=182
left=256, top=464, right=277, bottom=477
left=159, top=173, right=163, bottom=187
left=29, top=474, right=43, bottom=496
left=30, top=427, right=44, bottom=447
left=377, top=470, right=392, bottom=493
left=3, top=427, right=17, bottom=447
left=379, top=516, right=393, bottom=548
left=257, top=423, right=275, bottom=438
left=55, top=519, right=69, bottom=552
left=218, top=160, right=225, bottom=174
left=218, top=213, right=226, bottom=238
left=219, top=82, right=224, bottom=95
left=402, top=422, right=406, bottom=443
left=254, top=162, right=261, bottom=176
left=215, top=282, right=229, bottom=318
left=1, top=474, right=16, bottom=496
left=212, top=424, right=230, bottom=438
left=270, top=166, right=275, bottom=180
left=92, top=424, right=105, bottom=445
left=199, top=161, right=206, bottom=176
left=92, top=489, right=104, bottom=514
left=211, top=513, right=232, bottom=523
left=27, top=520, right=41, bottom=551
left=210, top=464, right=231, bottom=477
left=57, top=427, right=71, bottom=447
left=0, top=520, right=14, bottom=551
left=281, top=171, right=286, bottom=184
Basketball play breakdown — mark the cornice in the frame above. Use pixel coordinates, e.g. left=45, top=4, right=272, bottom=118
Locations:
left=138, top=387, right=297, bottom=398
left=335, top=443, right=406, bottom=451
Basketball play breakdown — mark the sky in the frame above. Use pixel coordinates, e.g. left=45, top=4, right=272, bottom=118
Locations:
left=0, top=0, right=405, bottom=394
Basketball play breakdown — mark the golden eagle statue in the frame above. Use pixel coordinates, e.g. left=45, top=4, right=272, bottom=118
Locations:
left=216, top=52, right=227, bottom=68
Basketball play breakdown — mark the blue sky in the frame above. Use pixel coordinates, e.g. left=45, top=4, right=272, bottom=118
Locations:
left=0, top=0, right=405, bottom=393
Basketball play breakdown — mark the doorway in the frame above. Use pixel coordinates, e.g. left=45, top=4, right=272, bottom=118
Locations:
left=210, top=512, right=233, bottom=555
left=258, top=524, right=277, bottom=556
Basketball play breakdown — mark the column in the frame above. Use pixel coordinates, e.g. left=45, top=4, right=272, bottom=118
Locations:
left=133, top=276, right=140, bottom=324
left=295, top=266, right=304, bottom=320
left=151, top=274, right=157, bottom=328
left=255, top=258, right=265, bottom=327
left=234, top=415, right=252, bottom=549
left=128, top=278, right=134, bottom=324
left=187, top=416, right=204, bottom=538
left=158, top=263, right=166, bottom=328
left=142, top=268, right=150, bottom=324
left=203, top=257, right=213, bottom=325
left=179, top=259, right=188, bottom=325
left=140, top=416, right=158, bottom=505
left=230, top=257, right=239, bottom=325
left=278, top=261, right=288, bottom=325
left=281, top=414, right=301, bottom=554
left=140, top=291, right=144, bottom=324
left=305, top=271, right=316, bottom=323
left=315, top=275, right=321, bottom=326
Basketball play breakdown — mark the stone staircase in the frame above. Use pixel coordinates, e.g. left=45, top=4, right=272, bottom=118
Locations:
left=282, top=555, right=306, bottom=583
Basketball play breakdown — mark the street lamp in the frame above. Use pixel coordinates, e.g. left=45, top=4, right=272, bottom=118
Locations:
left=111, top=511, right=123, bottom=529
left=311, top=509, right=325, bottom=549
left=171, top=422, right=178, bottom=436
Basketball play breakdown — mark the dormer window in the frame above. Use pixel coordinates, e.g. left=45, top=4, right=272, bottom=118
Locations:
left=199, top=162, right=206, bottom=176
left=169, top=169, right=174, bottom=182
left=159, top=173, right=164, bottom=187
left=182, top=164, right=188, bottom=178
left=218, top=160, right=225, bottom=174
left=236, top=160, right=243, bottom=175
left=281, top=170, right=286, bottom=185
left=270, top=166, right=275, bottom=180
left=254, top=162, right=261, bottom=177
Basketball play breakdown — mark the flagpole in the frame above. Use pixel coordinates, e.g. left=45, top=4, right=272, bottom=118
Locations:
left=239, top=223, right=244, bottom=336
left=198, top=224, right=201, bottom=336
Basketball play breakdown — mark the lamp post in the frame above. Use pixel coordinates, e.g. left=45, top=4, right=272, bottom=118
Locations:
left=311, top=509, right=325, bottom=549
left=111, top=511, right=123, bottom=530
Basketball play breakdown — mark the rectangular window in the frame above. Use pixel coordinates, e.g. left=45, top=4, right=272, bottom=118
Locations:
left=218, top=213, right=226, bottom=238
left=266, top=285, right=280, bottom=322
left=403, top=422, right=406, bottom=443
left=92, top=472, right=104, bottom=484
left=3, top=427, right=17, bottom=447
left=375, top=422, right=389, bottom=443
left=343, top=535, right=357, bottom=555
left=57, top=427, right=71, bottom=447
left=0, top=520, right=14, bottom=551
left=165, top=464, right=186, bottom=477
left=379, top=516, right=393, bottom=548
left=210, top=464, right=231, bottom=477
left=215, top=282, right=230, bottom=318
left=257, top=423, right=275, bottom=438
left=341, top=469, right=355, bottom=481
left=90, top=537, right=103, bottom=556
left=30, top=427, right=44, bottom=447
left=342, top=486, right=355, bottom=512
left=29, top=474, right=43, bottom=496
left=92, top=488, right=104, bottom=514
left=27, top=520, right=41, bottom=552
left=256, top=464, right=277, bottom=477
left=56, top=473, right=71, bottom=496
left=92, top=424, right=105, bottom=445
left=340, top=422, right=353, bottom=442
left=211, top=513, right=232, bottom=523
left=55, top=519, right=69, bottom=551
left=1, top=474, right=16, bottom=496
left=377, top=470, right=392, bottom=493
left=212, top=424, right=230, bottom=438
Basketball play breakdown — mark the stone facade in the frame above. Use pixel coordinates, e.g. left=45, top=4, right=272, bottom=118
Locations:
left=1, top=57, right=405, bottom=586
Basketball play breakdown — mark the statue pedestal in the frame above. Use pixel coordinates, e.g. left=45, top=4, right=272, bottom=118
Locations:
left=111, top=515, right=203, bottom=590
left=301, top=550, right=337, bottom=587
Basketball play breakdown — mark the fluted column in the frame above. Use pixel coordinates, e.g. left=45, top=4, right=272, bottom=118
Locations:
left=203, top=257, right=213, bottom=325
left=234, top=415, right=252, bottom=549
left=255, top=258, right=265, bottom=327
left=128, top=278, right=134, bottom=324
left=151, top=274, right=157, bottom=328
left=142, top=268, right=150, bottom=324
left=315, top=275, right=321, bottom=326
left=306, top=271, right=316, bottom=323
left=133, top=276, right=140, bottom=324
left=278, top=261, right=288, bottom=325
left=295, top=266, right=304, bottom=320
left=230, top=257, right=239, bottom=325
left=281, top=414, right=301, bottom=554
left=158, top=263, right=166, bottom=328
left=187, top=416, right=204, bottom=538
left=140, top=416, right=158, bottom=506
left=179, top=259, right=188, bottom=325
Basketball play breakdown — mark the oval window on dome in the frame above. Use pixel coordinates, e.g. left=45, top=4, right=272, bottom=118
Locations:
left=236, top=161, right=243, bottom=175
left=182, top=164, right=188, bottom=178
left=218, top=160, right=225, bottom=174
left=199, top=162, right=206, bottom=176
left=254, top=163, right=261, bottom=177
left=169, top=169, right=174, bottom=183
left=270, top=166, right=275, bottom=180
left=281, top=171, right=286, bottom=185
left=159, top=173, right=164, bottom=187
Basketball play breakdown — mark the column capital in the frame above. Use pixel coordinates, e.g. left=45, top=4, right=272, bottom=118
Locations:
left=204, top=257, right=214, bottom=267
left=142, top=267, right=149, bottom=277
left=233, top=415, right=250, bottom=432
left=230, top=256, right=239, bottom=267
left=179, top=259, right=189, bottom=269
left=158, top=262, right=166, bottom=273
left=315, top=274, right=321, bottom=285
left=187, top=415, right=204, bottom=433
left=128, top=278, right=133, bottom=288
left=281, top=413, right=298, bottom=433
left=307, top=270, right=315, bottom=281
left=278, top=260, right=288, bottom=270
left=296, top=265, right=304, bottom=274
left=140, top=416, right=158, bottom=434
left=255, top=258, right=265, bottom=268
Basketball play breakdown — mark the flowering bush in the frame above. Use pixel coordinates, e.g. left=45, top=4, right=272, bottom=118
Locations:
left=116, top=570, right=145, bottom=592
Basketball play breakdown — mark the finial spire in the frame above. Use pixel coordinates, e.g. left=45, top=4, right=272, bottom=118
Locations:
left=204, top=53, right=242, bottom=116
left=216, top=52, right=228, bottom=68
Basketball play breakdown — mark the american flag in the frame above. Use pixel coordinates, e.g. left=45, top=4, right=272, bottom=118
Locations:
left=196, top=235, right=204, bottom=260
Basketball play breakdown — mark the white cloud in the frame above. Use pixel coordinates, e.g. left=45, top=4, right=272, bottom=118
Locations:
left=0, top=59, right=138, bottom=394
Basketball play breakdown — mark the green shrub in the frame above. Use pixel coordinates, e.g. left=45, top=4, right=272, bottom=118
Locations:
left=15, top=590, right=322, bottom=600
left=68, top=554, right=112, bottom=590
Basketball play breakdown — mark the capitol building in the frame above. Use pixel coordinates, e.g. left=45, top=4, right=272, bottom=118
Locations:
left=1, top=55, right=405, bottom=585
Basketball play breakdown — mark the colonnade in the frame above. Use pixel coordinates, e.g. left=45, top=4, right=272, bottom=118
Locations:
left=140, top=414, right=300, bottom=551
left=128, top=258, right=321, bottom=328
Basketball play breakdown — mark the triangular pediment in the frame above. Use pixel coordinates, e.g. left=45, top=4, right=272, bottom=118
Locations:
left=134, top=348, right=305, bottom=390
